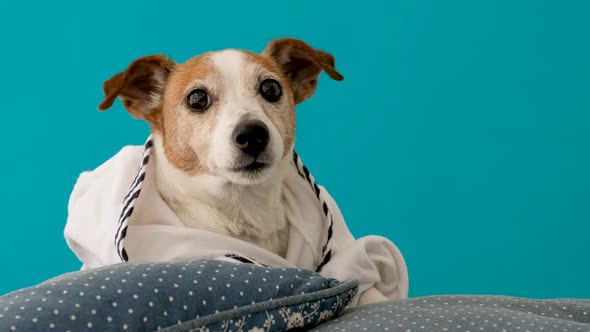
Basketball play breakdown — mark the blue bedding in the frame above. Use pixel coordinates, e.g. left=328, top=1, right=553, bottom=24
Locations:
left=2, top=260, right=589, bottom=331
left=310, top=295, right=590, bottom=331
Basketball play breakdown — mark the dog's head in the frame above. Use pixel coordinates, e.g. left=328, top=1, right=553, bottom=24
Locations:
left=98, top=38, right=343, bottom=185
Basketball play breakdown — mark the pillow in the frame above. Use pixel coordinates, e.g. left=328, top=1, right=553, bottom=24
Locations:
left=309, top=295, right=590, bottom=331
left=0, top=260, right=358, bottom=331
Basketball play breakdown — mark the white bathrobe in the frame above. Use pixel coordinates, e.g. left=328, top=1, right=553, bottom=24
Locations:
left=64, top=138, right=409, bottom=305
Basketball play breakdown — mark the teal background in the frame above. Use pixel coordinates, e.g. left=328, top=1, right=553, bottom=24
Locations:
left=0, top=1, right=588, bottom=298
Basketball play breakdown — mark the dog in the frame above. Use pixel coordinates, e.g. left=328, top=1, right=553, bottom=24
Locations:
left=71, top=38, right=407, bottom=305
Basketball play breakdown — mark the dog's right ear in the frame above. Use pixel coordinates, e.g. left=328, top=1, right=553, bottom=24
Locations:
left=98, top=55, right=176, bottom=122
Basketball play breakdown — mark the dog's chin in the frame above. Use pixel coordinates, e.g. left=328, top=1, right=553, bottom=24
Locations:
left=218, top=161, right=276, bottom=185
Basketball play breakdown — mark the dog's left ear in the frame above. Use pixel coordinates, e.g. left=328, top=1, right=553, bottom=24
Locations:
left=262, top=38, right=343, bottom=104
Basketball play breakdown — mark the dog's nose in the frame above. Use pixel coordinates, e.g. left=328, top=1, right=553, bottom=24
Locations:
left=233, top=121, right=269, bottom=157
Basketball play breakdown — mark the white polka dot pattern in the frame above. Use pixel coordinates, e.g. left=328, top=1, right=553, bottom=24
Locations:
left=0, top=260, right=357, bottom=331
left=310, top=295, right=590, bottom=332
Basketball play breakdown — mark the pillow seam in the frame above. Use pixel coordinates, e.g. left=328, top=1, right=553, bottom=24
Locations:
left=159, top=279, right=359, bottom=332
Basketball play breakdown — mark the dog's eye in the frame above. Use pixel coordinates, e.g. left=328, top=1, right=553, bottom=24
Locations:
left=259, top=79, right=282, bottom=103
left=187, top=89, right=209, bottom=111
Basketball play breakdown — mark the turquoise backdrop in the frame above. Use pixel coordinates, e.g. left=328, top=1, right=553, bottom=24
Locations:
left=0, top=1, right=588, bottom=298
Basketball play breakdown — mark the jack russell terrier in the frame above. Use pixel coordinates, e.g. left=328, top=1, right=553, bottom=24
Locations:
left=65, top=38, right=408, bottom=306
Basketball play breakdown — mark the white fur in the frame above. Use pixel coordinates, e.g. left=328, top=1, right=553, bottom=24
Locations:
left=208, top=50, right=285, bottom=185
left=152, top=50, right=291, bottom=257
left=153, top=135, right=290, bottom=256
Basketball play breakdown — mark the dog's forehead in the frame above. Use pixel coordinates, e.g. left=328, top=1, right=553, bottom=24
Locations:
left=210, top=49, right=281, bottom=77
left=174, top=49, right=281, bottom=85
left=210, top=50, right=246, bottom=82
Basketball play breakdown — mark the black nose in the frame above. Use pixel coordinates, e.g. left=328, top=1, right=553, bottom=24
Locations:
left=233, top=121, right=269, bottom=157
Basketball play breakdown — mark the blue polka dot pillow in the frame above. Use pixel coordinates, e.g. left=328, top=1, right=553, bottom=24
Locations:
left=0, top=260, right=357, bottom=331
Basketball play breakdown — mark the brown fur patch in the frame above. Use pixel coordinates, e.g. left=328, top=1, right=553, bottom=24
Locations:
left=159, top=54, right=219, bottom=174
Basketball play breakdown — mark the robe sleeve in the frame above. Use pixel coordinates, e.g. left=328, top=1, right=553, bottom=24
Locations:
left=317, top=186, right=409, bottom=305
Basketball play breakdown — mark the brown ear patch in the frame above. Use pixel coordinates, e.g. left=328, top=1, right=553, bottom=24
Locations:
left=314, top=50, right=343, bottom=81
left=98, top=55, right=176, bottom=125
left=263, top=38, right=343, bottom=104
left=98, top=72, right=125, bottom=111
